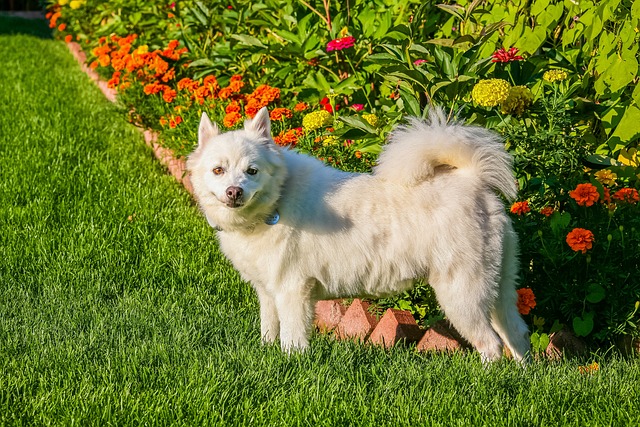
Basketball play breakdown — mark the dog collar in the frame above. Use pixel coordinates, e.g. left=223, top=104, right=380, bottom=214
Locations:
left=264, top=209, right=280, bottom=225
left=213, top=209, right=279, bottom=232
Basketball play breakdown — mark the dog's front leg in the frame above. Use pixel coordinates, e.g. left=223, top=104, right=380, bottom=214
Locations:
left=274, top=283, right=315, bottom=353
left=256, top=288, right=280, bottom=344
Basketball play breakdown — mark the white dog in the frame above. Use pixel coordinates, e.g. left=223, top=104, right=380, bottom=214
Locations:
left=187, top=106, right=530, bottom=362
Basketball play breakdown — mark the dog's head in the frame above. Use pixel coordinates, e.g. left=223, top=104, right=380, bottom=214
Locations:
left=187, top=107, right=286, bottom=230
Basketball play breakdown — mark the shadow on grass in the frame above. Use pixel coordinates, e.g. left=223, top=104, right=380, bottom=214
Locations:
left=0, top=14, right=52, bottom=38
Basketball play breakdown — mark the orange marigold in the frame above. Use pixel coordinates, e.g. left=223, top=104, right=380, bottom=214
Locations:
left=294, top=102, right=308, bottom=112
left=223, top=112, right=242, bottom=128
left=107, top=72, right=121, bottom=89
left=218, top=87, right=234, bottom=100
left=98, top=54, right=110, bottom=67
left=225, top=101, right=241, bottom=114
left=516, top=288, right=536, bottom=315
left=163, top=88, right=177, bottom=103
left=569, top=183, right=599, bottom=207
left=566, top=228, right=595, bottom=254
left=273, top=128, right=304, bottom=146
left=270, top=108, right=293, bottom=121
left=510, top=201, right=530, bottom=215
left=203, top=75, right=219, bottom=94
left=539, top=206, right=554, bottom=217
left=168, top=115, right=182, bottom=129
left=143, top=83, right=166, bottom=95
left=244, top=99, right=265, bottom=119
left=612, top=187, right=639, bottom=204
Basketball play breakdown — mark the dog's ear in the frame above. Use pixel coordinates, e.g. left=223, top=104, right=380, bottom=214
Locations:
left=244, top=107, right=271, bottom=140
left=198, top=112, right=219, bottom=146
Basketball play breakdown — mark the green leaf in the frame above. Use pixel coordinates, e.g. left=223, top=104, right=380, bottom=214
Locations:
left=436, top=4, right=465, bottom=20
left=603, top=52, right=638, bottom=94
left=573, top=312, right=595, bottom=337
left=586, top=284, right=606, bottom=304
left=339, top=116, right=379, bottom=135
left=230, top=34, right=266, bottom=48
left=187, top=58, right=215, bottom=68
left=538, top=333, right=550, bottom=351
left=611, top=104, right=640, bottom=143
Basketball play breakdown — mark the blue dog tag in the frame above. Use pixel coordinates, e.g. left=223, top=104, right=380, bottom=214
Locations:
left=264, top=210, right=280, bottom=225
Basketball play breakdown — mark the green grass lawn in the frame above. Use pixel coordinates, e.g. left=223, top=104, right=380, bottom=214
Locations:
left=1, top=16, right=639, bottom=427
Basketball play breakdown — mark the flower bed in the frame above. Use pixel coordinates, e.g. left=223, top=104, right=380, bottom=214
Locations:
left=48, top=0, right=640, bottom=352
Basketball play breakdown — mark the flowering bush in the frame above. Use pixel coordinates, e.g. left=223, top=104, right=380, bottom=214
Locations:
left=513, top=178, right=640, bottom=342
left=47, top=0, right=640, bottom=346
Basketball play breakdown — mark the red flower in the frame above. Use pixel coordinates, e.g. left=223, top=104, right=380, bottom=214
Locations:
left=569, top=183, right=599, bottom=207
left=566, top=228, right=595, bottom=254
left=270, top=108, right=293, bottom=121
left=294, top=102, right=308, bottom=112
left=612, top=188, right=639, bottom=204
left=539, top=206, right=554, bottom=217
left=223, top=112, right=242, bottom=128
left=510, top=201, right=530, bottom=215
left=320, top=97, right=339, bottom=113
left=492, top=47, right=524, bottom=63
left=516, top=288, right=536, bottom=315
left=326, top=36, right=356, bottom=52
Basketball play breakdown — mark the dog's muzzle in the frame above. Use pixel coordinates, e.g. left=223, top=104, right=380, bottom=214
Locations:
left=225, top=186, right=244, bottom=208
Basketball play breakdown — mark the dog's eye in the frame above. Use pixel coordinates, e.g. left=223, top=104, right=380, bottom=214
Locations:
left=213, top=167, right=225, bottom=175
left=247, top=167, right=258, bottom=176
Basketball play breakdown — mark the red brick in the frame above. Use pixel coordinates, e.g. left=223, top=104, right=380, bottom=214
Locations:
left=545, top=329, right=587, bottom=360
left=335, top=299, right=378, bottom=342
left=67, top=42, right=117, bottom=102
left=617, top=335, right=640, bottom=356
left=314, top=300, right=347, bottom=333
left=368, top=308, right=424, bottom=348
left=416, top=320, right=470, bottom=353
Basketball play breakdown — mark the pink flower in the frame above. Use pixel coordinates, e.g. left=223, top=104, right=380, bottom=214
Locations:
left=351, top=104, right=364, bottom=111
left=413, top=59, right=427, bottom=66
left=326, top=36, right=356, bottom=52
left=492, top=47, right=524, bottom=63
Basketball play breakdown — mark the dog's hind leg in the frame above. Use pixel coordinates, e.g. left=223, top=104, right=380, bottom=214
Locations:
left=431, top=272, right=504, bottom=363
left=490, top=229, right=530, bottom=362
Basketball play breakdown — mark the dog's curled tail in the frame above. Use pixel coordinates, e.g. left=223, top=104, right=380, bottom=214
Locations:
left=374, top=108, right=517, bottom=201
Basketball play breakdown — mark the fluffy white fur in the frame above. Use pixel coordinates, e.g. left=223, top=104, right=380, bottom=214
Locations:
left=187, top=107, right=530, bottom=362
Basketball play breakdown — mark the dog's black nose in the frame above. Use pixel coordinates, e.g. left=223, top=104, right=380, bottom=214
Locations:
left=226, top=186, right=243, bottom=200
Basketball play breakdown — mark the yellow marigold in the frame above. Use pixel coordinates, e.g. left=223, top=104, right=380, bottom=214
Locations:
left=501, top=86, right=533, bottom=116
left=59, top=0, right=69, bottom=5
left=543, top=69, right=568, bottom=82
left=323, top=135, right=339, bottom=146
left=594, top=169, right=617, bottom=186
left=362, top=113, right=379, bottom=127
left=135, top=45, right=149, bottom=55
left=69, top=0, right=85, bottom=9
left=471, top=79, right=510, bottom=107
left=302, top=110, right=333, bottom=132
